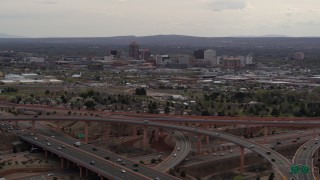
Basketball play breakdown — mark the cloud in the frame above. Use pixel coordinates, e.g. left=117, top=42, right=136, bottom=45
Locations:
left=36, top=1, right=57, bottom=5
left=285, top=7, right=301, bottom=17
left=208, top=0, right=247, bottom=11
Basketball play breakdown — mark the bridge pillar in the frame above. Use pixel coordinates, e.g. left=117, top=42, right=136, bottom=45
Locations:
left=143, top=126, right=148, bottom=149
left=264, top=126, right=268, bottom=143
left=86, top=168, right=89, bottom=176
left=60, top=157, right=64, bottom=168
left=103, top=123, right=110, bottom=143
left=240, top=146, right=245, bottom=175
left=314, top=127, right=317, bottom=138
left=31, top=120, right=35, bottom=133
left=44, top=150, right=48, bottom=158
left=100, top=175, right=104, bottom=180
left=132, top=125, right=138, bottom=136
left=155, top=127, right=159, bottom=142
left=205, top=124, right=210, bottom=145
left=79, top=166, right=83, bottom=178
left=67, top=160, right=70, bottom=168
left=84, top=121, right=89, bottom=143
left=197, top=134, right=202, bottom=155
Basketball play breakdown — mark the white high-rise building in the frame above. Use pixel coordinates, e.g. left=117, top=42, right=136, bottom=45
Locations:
left=155, top=54, right=163, bottom=65
left=204, top=49, right=217, bottom=66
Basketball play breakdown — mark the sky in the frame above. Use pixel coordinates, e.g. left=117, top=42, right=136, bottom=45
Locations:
left=1, top=0, right=320, bottom=37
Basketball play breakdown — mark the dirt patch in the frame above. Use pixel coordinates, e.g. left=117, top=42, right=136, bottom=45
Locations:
left=151, top=139, right=173, bottom=152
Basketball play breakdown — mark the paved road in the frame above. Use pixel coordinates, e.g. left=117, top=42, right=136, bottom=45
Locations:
left=0, top=116, right=294, bottom=179
left=18, top=133, right=147, bottom=180
left=292, top=137, right=320, bottom=180
left=32, top=123, right=178, bottom=180
left=155, top=130, right=191, bottom=172
left=5, top=116, right=320, bottom=178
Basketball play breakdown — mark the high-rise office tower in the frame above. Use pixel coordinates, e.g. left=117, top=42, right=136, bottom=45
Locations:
left=129, top=42, right=140, bottom=59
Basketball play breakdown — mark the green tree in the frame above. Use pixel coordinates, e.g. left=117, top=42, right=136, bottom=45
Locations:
left=268, top=172, right=274, bottom=180
left=233, top=175, right=244, bottom=180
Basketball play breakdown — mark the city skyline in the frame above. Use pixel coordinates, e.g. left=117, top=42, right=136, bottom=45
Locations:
left=1, top=0, right=320, bottom=38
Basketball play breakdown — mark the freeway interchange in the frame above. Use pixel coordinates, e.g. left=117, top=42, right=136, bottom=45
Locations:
left=1, top=115, right=320, bottom=180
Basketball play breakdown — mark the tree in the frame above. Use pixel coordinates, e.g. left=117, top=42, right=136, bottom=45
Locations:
left=180, top=170, right=186, bottom=177
left=135, top=87, right=147, bottom=95
left=151, top=159, right=157, bottom=164
left=233, top=175, right=244, bottom=180
left=268, top=172, right=275, bottom=180
left=164, top=106, right=170, bottom=114
left=45, top=90, right=50, bottom=95
left=271, top=108, right=280, bottom=117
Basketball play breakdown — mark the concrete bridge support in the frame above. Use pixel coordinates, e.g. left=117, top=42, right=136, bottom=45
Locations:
left=264, top=126, right=268, bottom=143
left=79, top=166, right=83, bottom=178
left=103, top=123, right=110, bottom=143
left=155, top=127, right=159, bottom=142
left=44, top=149, right=48, bottom=158
left=143, top=126, right=148, bottom=149
left=197, top=134, right=202, bottom=155
left=60, top=157, right=64, bottom=168
left=205, top=124, right=210, bottom=145
left=240, top=146, right=245, bottom=175
left=84, top=121, right=89, bottom=143
left=132, top=125, right=138, bottom=136
left=31, top=120, right=35, bottom=133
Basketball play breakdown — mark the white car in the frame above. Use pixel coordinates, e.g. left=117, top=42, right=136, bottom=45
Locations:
left=173, top=153, right=177, bottom=157
left=47, top=173, right=54, bottom=176
left=121, top=169, right=126, bottom=173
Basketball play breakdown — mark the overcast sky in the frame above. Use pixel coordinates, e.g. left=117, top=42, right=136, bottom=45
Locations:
left=1, top=0, right=320, bottom=37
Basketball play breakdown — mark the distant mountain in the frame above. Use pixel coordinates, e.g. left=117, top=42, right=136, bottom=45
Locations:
left=1, top=34, right=320, bottom=49
left=0, top=33, right=25, bottom=38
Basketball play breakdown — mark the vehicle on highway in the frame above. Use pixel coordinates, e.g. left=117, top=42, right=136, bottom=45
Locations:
left=133, top=163, right=139, bottom=167
left=47, top=142, right=51, bottom=146
left=74, top=141, right=81, bottom=147
left=266, top=151, right=271, bottom=155
left=250, top=144, right=254, bottom=148
left=57, top=147, right=62, bottom=150
left=62, top=145, right=66, bottom=148
left=105, top=156, right=110, bottom=160
left=30, top=133, right=34, bottom=136
left=133, top=168, right=138, bottom=172
left=121, top=161, right=126, bottom=165
left=177, top=147, right=181, bottom=151
left=230, top=150, right=233, bottom=153
left=117, top=158, right=122, bottom=162
left=173, top=153, right=177, bottom=157
left=143, top=120, right=149, bottom=123
left=34, top=137, right=38, bottom=140
left=215, top=133, right=220, bottom=136
left=303, top=146, right=307, bottom=150
left=47, top=173, right=54, bottom=176
left=92, top=147, right=97, bottom=151
left=90, top=161, right=95, bottom=165
left=220, top=153, right=224, bottom=156
left=212, top=153, right=217, bottom=156
left=121, top=169, right=126, bottom=173
left=271, top=159, right=275, bottom=162
left=45, top=138, right=48, bottom=141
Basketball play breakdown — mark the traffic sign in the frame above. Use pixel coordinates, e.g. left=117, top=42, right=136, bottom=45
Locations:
left=301, top=166, right=310, bottom=174
left=290, top=165, right=300, bottom=174
left=77, top=133, right=85, bottom=139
